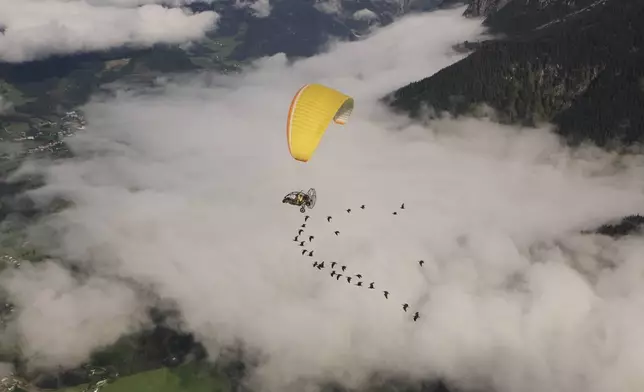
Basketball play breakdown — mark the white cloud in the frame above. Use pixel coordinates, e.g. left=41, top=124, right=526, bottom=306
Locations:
left=86, top=0, right=215, bottom=6
left=0, top=0, right=219, bottom=63
left=314, top=0, right=343, bottom=14
left=353, top=8, right=379, bottom=21
left=6, top=6, right=644, bottom=392
left=235, top=0, right=272, bottom=18
left=0, top=262, right=149, bottom=370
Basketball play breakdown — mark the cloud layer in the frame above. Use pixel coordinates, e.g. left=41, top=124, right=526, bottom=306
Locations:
left=0, top=0, right=218, bottom=63
left=5, top=6, right=644, bottom=392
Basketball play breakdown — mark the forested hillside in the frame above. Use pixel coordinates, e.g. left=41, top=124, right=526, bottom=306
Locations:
left=387, top=0, right=644, bottom=147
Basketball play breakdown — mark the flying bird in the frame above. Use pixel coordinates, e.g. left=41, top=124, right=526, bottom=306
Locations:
left=400, top=203, right=405, bottom=209
left=331, top=271, right=336, bottom=277
left=355, top=274, right=362, bottom=279
left=302, top=249, right=307, bottom=255
left=334, top=231, right=340, bottom=236
left=301, top=224, right=306, bottom=228
left=309, top=235, right=314, bottom=242
left=346, top=277, right=352, bottom=283
left=356, top=281, right=363, bottom=287
left=327, top=216, right=332, bottom=222
left=308, top=250, right=314, bottom=257
left=368, top=282, right=374, bottom=289
left=298, top=229, right=304, bottom=235
left=293, top=236, right=299, bottom=242
left=402, top=303, right=409, bottom=312
left=383, top=291, right=389, bottom=299
left=418, top=260, right=424, bottom=267
left=317, top=263, right=324, bottom=270
left=392, top=212, right=398, bottom=215
left=331, top=262, right=337, bottom=268
left=360, top=205, right=365, bottom=209
left=318, top=261, right=325, bottom=269
left=304, top=215, right=310, bottom=222
left=336, top=274, right=342, bottom=280
left=413, top=312, right=419, bottom=322
left=341, top=265, right=347, bottom=272
left=299, top=241, right=305, bottom=246
left=346, top=209, right=351, bottom=213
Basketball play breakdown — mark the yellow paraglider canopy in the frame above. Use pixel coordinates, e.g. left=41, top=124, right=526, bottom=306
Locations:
left=286, top=83, right=354, bottom=162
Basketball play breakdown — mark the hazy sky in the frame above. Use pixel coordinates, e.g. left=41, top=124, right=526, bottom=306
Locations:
left=4, top=5, right=644, bottom=392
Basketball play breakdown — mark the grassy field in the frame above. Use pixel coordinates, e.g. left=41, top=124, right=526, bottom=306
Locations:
left=59, top=363, right=231, bottom=392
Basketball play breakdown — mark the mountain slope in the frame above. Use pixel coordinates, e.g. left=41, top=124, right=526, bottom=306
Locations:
left=387, top=0, right=644, bottom=147
left=466, top=0, right=603, bottom=34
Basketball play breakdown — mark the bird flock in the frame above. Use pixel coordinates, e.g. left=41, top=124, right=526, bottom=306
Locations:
left=292, top=202, right=422, bottom=322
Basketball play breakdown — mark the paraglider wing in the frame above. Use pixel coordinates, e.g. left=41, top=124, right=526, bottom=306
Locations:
left=286, top=84, right=354, bottom=162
